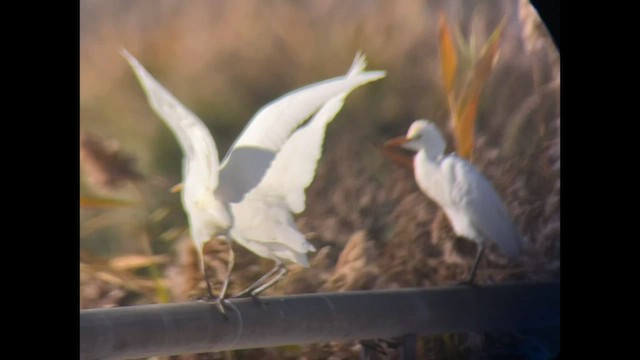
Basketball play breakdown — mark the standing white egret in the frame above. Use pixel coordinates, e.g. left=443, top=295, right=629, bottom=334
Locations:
left=121, top=49, right=385, bottom=303
left=384, top=120, right=522, bottom=283
left=230, top=53, right=384, bottom=297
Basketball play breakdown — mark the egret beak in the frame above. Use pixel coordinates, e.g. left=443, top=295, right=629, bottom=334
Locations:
left=382, top=136, right=410, bottom=149
left=381, top=136, right=414, bottom=170
left=170, top=183, right=184, bottom=193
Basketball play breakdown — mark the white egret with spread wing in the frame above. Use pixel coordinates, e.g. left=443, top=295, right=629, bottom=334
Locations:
left=230, top=53, right=384, bottom=297
left=384, top=120, right=522, bottom=283
left=122, top=50, right=385, bottom=303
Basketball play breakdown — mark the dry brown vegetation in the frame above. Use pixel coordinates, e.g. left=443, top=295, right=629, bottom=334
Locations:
left=80, top=0, right=559, bottom=358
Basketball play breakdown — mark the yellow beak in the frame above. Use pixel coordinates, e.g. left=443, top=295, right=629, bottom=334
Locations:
left=382, top=136, right=410, bottom=148
left=381, top=136, right=414, bottom=170
left=170, top=183, right=184, bottom=193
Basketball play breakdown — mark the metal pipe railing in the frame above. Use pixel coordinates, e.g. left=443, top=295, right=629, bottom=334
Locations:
left=80, top=282, right=559, bottom=359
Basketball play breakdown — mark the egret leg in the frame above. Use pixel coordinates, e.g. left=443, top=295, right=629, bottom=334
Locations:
left=247, top=266, right=288, bottom=297
left=205, top=240, right=235, bottom=318
left=467, top=244, right=486, bottom=284
left=218, top=239, right=236, bottom=300
left=197, top=247, right=217, bottom=300
left=203, top=266, right=216, bottom=300
left=235, top=261, right=284, bottom=298
left=195, top=249, right=229, bottom=318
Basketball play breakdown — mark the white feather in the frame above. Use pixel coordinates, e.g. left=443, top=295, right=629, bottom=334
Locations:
left=440, top=156, right=522, bottom=257
left=230, top=53, right=385, bottom=266
left=409, top=120, right=522, bottom=258
left=217, top=61, right=385, bottom=204
left=122, top=49, right=230, bottom=255
left=123, top=48, right=385, bottom=273
left=121, top=49, right=220, bottom=200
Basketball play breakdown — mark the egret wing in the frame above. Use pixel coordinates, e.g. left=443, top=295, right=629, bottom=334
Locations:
left=217, top=60, right=385, bottom=204
left=228, top=53, right=384, bottom=265
left=122, top=50, right=220, bottom=197
left=442, top=156, right=522, bottom=257
left=254, top=53, right=380, bottom=213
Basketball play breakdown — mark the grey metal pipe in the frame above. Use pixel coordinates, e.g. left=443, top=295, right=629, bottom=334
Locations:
left=80, top=282, right=559, bottom=359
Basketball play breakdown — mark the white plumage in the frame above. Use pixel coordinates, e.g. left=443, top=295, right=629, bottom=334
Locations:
left=122, top=49, right=385, bottom=299
left=229, top=53, right=382, bottom=296
left=388, top=119, right=522, bottom=283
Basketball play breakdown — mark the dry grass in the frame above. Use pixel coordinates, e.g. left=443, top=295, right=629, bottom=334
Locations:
left=80, top=0, right=559, bottom=358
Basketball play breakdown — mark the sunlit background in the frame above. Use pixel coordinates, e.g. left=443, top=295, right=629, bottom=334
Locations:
left=80, top=0, right=559, bottom=358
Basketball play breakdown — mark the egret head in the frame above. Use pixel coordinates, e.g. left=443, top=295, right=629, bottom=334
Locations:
left=401, top=119, right=447, bottom=156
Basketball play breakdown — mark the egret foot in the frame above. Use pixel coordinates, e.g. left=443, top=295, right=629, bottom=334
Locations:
left=247, top=293, right=268, bottom=309
left=189, top=293, right=230, bottom=319
left=204, top=297, right=230, bottom=320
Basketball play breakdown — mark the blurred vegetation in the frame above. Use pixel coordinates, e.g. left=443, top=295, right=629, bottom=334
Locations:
left=80, top=0, right=559, bottom=358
